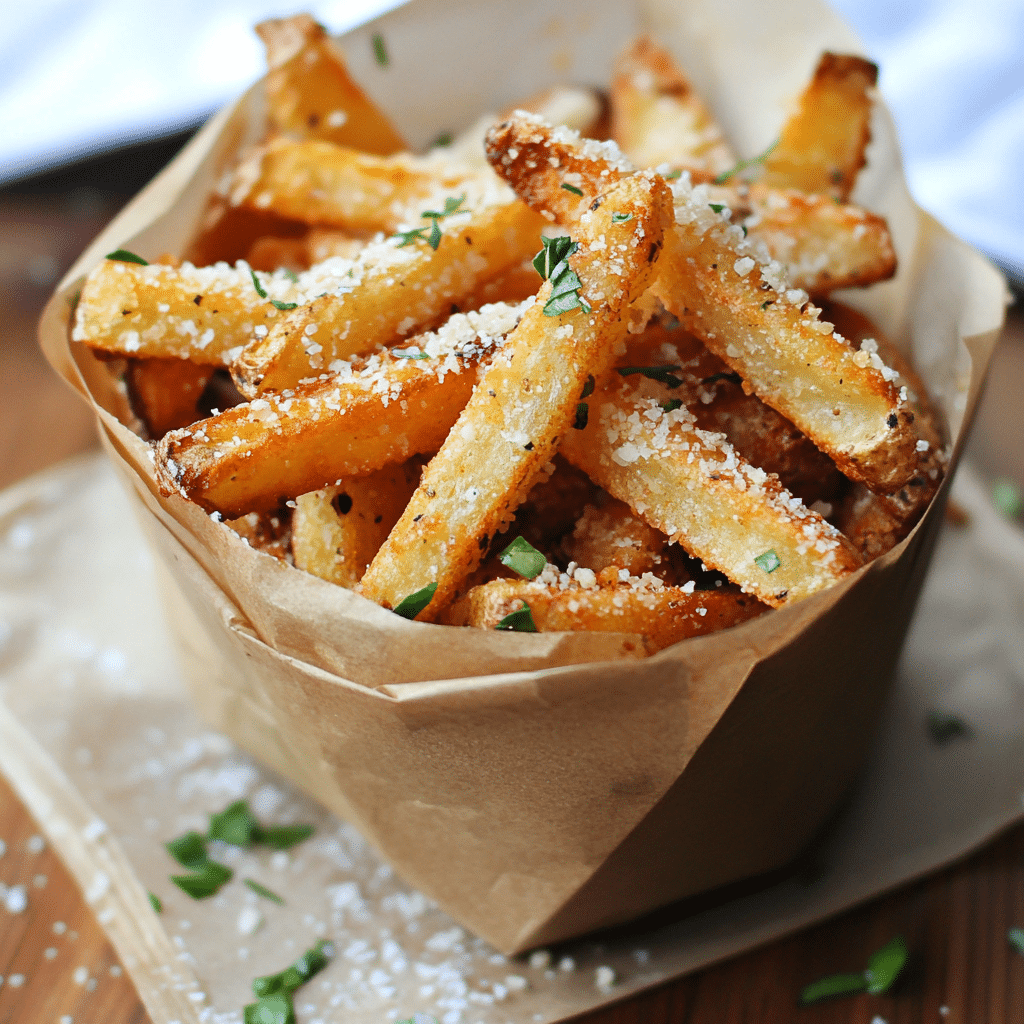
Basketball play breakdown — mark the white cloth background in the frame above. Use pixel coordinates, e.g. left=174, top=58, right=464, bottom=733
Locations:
left=1, top=0, right=1020, bottom=283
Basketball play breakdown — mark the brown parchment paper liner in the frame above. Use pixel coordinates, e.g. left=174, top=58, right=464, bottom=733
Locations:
left=38, top=0, right=1008, bottom=954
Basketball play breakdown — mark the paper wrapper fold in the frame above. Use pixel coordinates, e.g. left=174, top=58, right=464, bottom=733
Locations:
left=39, top=0, right=1007, bottom=953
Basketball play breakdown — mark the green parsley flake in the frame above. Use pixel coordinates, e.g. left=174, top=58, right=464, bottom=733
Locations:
left=393, top=582, right=438, bottom=619
left=250, top=269, right=269, bottom=299
left=799, top=936, right=908, bottom=1005
left=1009, top=927, right=1024, bottom=956
left=171, top=861, right=233, bottom=900
left=992, top=477, right=1023, bottom=520
left=260, top=824, right=315, bottom=850
left=253, top=940, right=332, bottom=999
left=283, top=268, right=299, bottom=283
left=573, top=402, right=589, bottom=429
left=663, top=169, right=682, bottom=180
left=244, top=989, right=295, bottom=1024
left=166, top=830, right=209, bottom=869
left=495, top=602, right=538, bottom=632
left=431, top=131, right=453, bottom=148
left=393, top=194, right=466, bottom=251
left=392, top=348, right=430, bottom=359
left=927, top=711, right=971, bottom=744
left=271, top=300, right=297, bottom=311
left=245, top=879, right=285, bottom=905
left=580, top=374, right=596, bottom=399
left=754, top=549, right=781, bottom=574
left=372, top=33, right=389, bottom=67
left=543, top=258, right=587, bottom=317
left=713, top=138, right=779, bottom=185
left=561, top=182, right=584, bottom=196
left=209, top=799, right=261, bottom=847
left=709, top=203, right=726, bottom=214
left=106, top=248, right=148, bottom=265
left=148, top=892, right=163, bottom=913
left=532, top=236, right=577, bottom=280
left=611, top=211, right=633, bottom=223
left=661, top=398, right=683, bottom=412
left=498, top=536, right=546, bottom=579
left=616, top=364, right=683, bottom=388
left=250, top=270, right=297, bottom=310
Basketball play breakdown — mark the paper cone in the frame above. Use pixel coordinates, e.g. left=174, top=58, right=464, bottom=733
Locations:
left=39, top=0, right=1007, bottom=953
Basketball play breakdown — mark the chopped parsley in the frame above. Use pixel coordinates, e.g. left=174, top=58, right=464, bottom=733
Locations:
left=616, top=364, right=683, bottom=388
left=709, top=203, right=726, bottom=214
left=171, top=861, right=233, bottom=900
left=498, top=536, right=546, bottom=579
left=372, top=33, right=388, bottom=67
left=392, top=348, right=430, bottom=359
left=927, top=711, right=971, bottom=744
left=611, top=211, right=633, bottom=223
left=393, top=582, right=438, bottom=619
left=661, top=398, right=683, bottom=412
left=495, top=602, right=538, bottom=632
left=166, top=830, right=210, bottom=869
left=532, top=236, right=577, bottom=280
left=431, top=131, right=453, bottom=148
left=754, top=549, right=781, bottom=574
left=209, top=799, right=261, bottom=846
left=799, top=936, right=908, bottom=1005
left=106, top=248, right=148, bottom=265
left=260, top=824, right=315, bottom=850
left=541, top=244, right=589, bottom=317
left=560, top=182, right=584, bottom=196
left=663, top=168, right=682, bottom=180
left=701, top=371, right=742, bottom=386
left=573, top=402, right=589, bottom=429
left=581, top=374, right=595, bottom=399
left=245, top=879, right=285, bottom=905
left=246, top=941, right=333, bottom=1024
left=713, top=138, right=779, bottom=185
left=394, top=194, right=467, bottom=251
left=1009, top=927, right=1024, bottom=956
left=148, top=892, right=162, bottom=913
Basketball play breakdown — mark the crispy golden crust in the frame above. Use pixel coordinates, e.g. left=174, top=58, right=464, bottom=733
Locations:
left=232, top=198, right=547, bottom=397
left=562, top=499, right=669, bottom=577
left=760, top=52, right=878, bottom=202
left=157, top=303, right=525, bottom=516
left=610, top=35, right=736, bottom=176
left=442, top=577, right=766, bottom=651
left=256, top=14, right=406, bottom=155
left=124, top=357, right=213, bottom=438
left=359, top=173, right=673, bottom=618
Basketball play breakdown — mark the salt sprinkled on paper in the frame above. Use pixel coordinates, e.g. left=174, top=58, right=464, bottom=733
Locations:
left=27, top=834, right=44, bottom=854
left=5, top=885, right=27, bottom=913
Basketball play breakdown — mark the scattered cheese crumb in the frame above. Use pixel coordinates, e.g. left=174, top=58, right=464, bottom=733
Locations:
left=73, top=966, right=88, bottom=985
left=558, top=956, right=576, bottom=972
left=5, top=885, right=27, bottom=913
left=53, top=921, right=67, bottom=934
left=505, top=974, right=529, bottom=992
left=528, top=950, right=551, bottom=970
left=595, top=965, right=617, bottom=989
left=237, top=906, right=263, bottom=936
left=8, top=974, right=24, bottom=987
left=27, top=835, right=44, bottom=854
left=45, top=947, right=58, bottom=960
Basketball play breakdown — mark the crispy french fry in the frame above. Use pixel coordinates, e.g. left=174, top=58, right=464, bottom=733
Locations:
left=292, top=459, right=423, bottom=587
left=303, top=228, right=368, bottom=264
left=124, top=357, right=213, bottom=437
left=157, top=302, right=526, bottom=516
left=562, top=498, right=669, bottom=576
left=442, top=575, right=765, bottom=651
left=257, top=14, right=406, bottom=154
left=225, top=509, right=292, bottom=560
left=610, top=35, right=736, bottom=178
left=485, top=113, right=921, bottom=493
left=512, top=456, right=604, bottom=552
left=759, top=52, right=878, bottom=201
left=233, top=196, right=547, bottom=397
left=72, top=259, right=307, bottom=364
left=359, top=173, right=673, bottom=618
left=229, top=138, right=472, bottom=232
left=559, top=368, right=863, bottom=607
left=246, top=236, right=309, bottom=274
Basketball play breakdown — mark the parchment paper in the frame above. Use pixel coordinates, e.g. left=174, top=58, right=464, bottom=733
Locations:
left=2, top=453, right=1023, bottom=1024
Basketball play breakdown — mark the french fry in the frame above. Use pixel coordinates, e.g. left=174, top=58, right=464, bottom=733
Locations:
left=246, top=236, right=309, bottom=274
left=256, top=14, right=406, bottom=154
left=303, top=228, right=369, bottom=264
left=233, top=195, right=547, bottom=397
left=229, top=138, right=471, bottom=232
left=760, top=52, right=878, bottom=201
left=485, top=113, right=921, bottom=493
left=124, top=357, right=212, bottom=437
left=157, top=302, right=527, bottom=516
left=359, top=173, right=673, bottom=618
left=442, top=575, right=765, bottom=651
left=559, top=368, right=863, bottom=607
left=610, top=35, right=736, bottom=178
left=562, top=498, right=669, bottom=577
left=292, top=459, right=423, bottom=587
left=225, top=509, right=292, bottom=560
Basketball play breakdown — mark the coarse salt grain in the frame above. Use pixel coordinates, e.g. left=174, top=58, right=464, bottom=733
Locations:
left=53, top=921, right=67, bottom=934
left=558, top=956, right=576, bottom=972
left=73, top=966, right=88, bottom=985
left=8, top=974, right=24, bottom=987
left=45, top=948, right=57, bottom=960
left=27, top=834, right=44, bottom=854
left=528, top=950, right=551, bottom=970
left=5, top=885, right=27, bottom=913
left=237, top=906, right=263, bottom=936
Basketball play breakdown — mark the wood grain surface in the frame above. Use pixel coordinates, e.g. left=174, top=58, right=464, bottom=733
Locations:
left=0, top=140, right=1022, bottom=1024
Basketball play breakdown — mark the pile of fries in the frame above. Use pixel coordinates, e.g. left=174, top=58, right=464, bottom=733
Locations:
left=71, top=16, right=946, bottom=651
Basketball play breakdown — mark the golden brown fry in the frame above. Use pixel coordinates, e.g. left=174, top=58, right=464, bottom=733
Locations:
left=559, top=368, right=863, bottom=607
left=228, top=138, right=469, bottom=232
left=124, top=357, right=212, bottom=438
left=303, top=228, right=368, bottom=264
left=157, top=302, right=526, bottom=516
left=484, top=113, right=921, bottom=493
left=610, top=35, right=735, bottom=177
left=292, top=460, right=422, bottom=587
left=246, top=236, right=309, bottom=274
left=733, top=185, right=896, bottom=294
left=562, top=499, right=669, bottom=577
left=233, top=197, right=547, bottom=397
left=359, top=173, right=673, bottom=618
left=257, top=14, right=405, bottom=154
left=442, top=576, right=765, bottom=651
left=512, top=456, right=604, bottom=552
left=760, top=52, right=878, bottom=201
left=72, top=259, right=299, bottom=364
left=224, top=509, right=292, bottom=560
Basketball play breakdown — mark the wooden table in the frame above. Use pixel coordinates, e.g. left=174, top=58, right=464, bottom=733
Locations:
left=1, top=139, right=1022, bottom=1024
